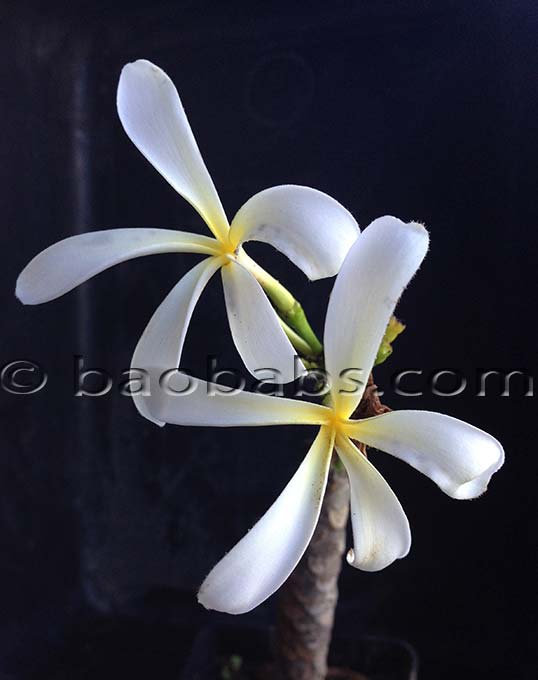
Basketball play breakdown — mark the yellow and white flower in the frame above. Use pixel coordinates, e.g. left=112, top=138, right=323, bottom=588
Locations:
left=145, top=216, right=504, bottom=614
left=15, top=60, right=359, bottom=424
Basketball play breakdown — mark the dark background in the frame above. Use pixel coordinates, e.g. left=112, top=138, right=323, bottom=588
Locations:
left=1, top=1, right=536, bottom=678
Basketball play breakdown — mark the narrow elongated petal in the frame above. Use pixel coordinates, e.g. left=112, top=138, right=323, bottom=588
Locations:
left=145, top=371, right=330, bottom=427
left=117, top=60, right=229, bottom=241
left=16, top=228, right=218, bottom=305
left=221, top=261, right=302, bottom=383
left=229, top=185, right=359, bottom=280
left=344, top=411, right=504, bottom=500
left=198, top=426, right=334, bottom=614
left=335, top=434, right=411, bottom=571
left=324, top=217, right=429, bottom=418
left=131, top=256, right=223, bottom=425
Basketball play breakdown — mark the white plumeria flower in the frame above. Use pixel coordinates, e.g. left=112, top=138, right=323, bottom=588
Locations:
left=15, top=59, right=359, bottom=425
left=144, top=215, right=504, bottom=615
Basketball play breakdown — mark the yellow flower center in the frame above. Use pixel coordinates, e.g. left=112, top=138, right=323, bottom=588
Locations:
left=324, top=409, right=348, bottom=436
left=215, top=236, right=239, bottom=264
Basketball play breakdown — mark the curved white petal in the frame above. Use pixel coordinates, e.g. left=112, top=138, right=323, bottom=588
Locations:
left=198, top=426, right=334, bottom=614
left=344, top=411, right=504, bottom=500
left=229, top=185, right=359, bottom=280
left=324, top=216, right=429, bottom=418
left=221, top=261, right=302, bottom=383
left=335, top=434, right=411, bottom=572
left=117, top=60, right=229, bottom=241
left=145, top=370, right=330, bottom=427
left=16, top=228, right=218, bottom=305
left=131, top=256, right=223, bottom=425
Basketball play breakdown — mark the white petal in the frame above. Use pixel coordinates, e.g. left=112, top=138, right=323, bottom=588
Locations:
left=324, top=216, right=429, bottom=418
left=221, top=261, right=302, bottom=383
left=131, top=257, right=223, bottom=425
left=117, top=60, right=229, bottom=241
left=145, top=371, right=330, bottom=427
left=335, top=434, right=411, bottom=571
left=229, top=185, right=359, bottom=280
left=16, top=228, right=218, bottom=305
left=344, top=411, right=504, bottom=500
left=198, top=426, right=334, bottom=614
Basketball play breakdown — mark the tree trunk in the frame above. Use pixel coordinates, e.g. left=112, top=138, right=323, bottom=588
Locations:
left=275, top=374, right=389, bottom=679
left=275, top=456, right=349, bottom=680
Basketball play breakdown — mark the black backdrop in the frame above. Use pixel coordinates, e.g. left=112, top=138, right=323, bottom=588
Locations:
left=1, top=1, right=536, bottom=678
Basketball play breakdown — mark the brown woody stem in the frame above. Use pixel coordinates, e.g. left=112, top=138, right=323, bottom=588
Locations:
left=274, top=374, right=389, bottom=679
left=275, top=455, right=349, bottom=680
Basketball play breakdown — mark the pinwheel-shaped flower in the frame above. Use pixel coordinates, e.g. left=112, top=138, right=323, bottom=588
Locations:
left=144, top=216, right=504, bottom=614
left=15, top=59, right=359, bottom=423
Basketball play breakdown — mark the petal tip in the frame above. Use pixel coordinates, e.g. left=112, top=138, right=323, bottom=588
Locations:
left=347, top=544, right=411, bottom=572
left=408, top=219, right=428, bottom=233
left=411, top=220, right=430, bottom=247
left=120, top=58, right=159, bottom=76
left=132, top=393, right=167, bottom=428
left=117, top=60, right=168, bottom=112
left=15, top=274, right=38, bottom=305
left=196, top=589, right=212, bottom=611
left=196, top=584, right=245, bottom=615
left=403, top=219, right=429, bottom=250
left=450, top=436, right=505, bottom=500
left=14, top=279, right=27, bottom=304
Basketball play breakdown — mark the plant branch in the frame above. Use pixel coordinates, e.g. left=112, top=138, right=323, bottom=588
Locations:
left=275, top=455, right=349, bottom=680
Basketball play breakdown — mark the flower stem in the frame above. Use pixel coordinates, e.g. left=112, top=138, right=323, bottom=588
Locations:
left=238, top=250, right=323, bottom=356
left=278, top=318, right=317, bottom=357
